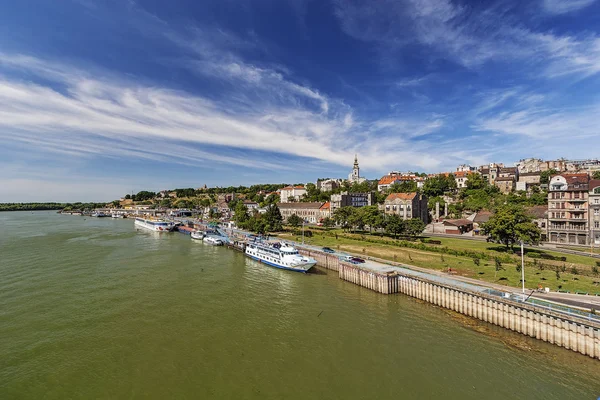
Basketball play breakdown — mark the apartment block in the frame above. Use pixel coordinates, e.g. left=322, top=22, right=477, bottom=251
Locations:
left=547, top=174, right=589, bottom=245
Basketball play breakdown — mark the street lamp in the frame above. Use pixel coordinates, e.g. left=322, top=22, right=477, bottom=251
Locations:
left=302, top=219, right=305, bottom=245
left=521, top=240, right=525, bottom=300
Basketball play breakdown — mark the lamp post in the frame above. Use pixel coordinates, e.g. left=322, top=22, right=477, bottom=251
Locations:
left=521, top=241, right=525, bottom=300
left=302, top=219, right=305, bottom=245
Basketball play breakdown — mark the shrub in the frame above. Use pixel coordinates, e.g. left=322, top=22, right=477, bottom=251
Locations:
left=473, top=258, right=480, bottom=266
left=592, top=265, right=599, bottom=276
left=570, top=266, right=579, bottom=275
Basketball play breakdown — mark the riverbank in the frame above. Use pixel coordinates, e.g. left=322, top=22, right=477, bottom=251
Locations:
left=279, top=229, right=600, bottom=294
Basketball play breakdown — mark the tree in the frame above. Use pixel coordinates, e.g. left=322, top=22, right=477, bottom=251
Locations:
left=135, top=191, right=156, bottom=201
left=287, top=214, right=302, bottom=229
left=540, top=169, right=558, bottom=185
left=465, top=173, right=486, bottom=190
left=362, top=205, right=383, bottom=233
left=423, top=174, right=456, bottom=197
left=264, top=204, right=283, bottom=232
left=482, top=204, right=542, bottom=250
left=322, top=217, right=335, bottom=230
left=405, top=218, right=425, bottom=237
left=234, top=201, right=250, bottom=227
left=385, top=215, right=405, bottom=239
left=333, top=207, right=354, bottom=232
left=124, top=194, right=131, bottom=200
left=593, top=170, right=600, bottom=180
left=348, top=208, right=366, bottom=232
left=388, top=181, right=417, bottom=193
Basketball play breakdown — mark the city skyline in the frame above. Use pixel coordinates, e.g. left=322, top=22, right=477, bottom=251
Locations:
left=2, top=0, right=600, bottom=201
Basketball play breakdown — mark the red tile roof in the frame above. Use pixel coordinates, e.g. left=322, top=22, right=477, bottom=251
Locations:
left=385, top=192, right=417, bottom=201
left=320, top=201, right=330, bottom=210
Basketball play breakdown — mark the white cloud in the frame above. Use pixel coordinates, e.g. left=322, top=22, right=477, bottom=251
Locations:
left=333, top=0, right=600, bottom=79
left=542, top=0, right=596, bottom=14
left=0, top=52, right=454, bottom=176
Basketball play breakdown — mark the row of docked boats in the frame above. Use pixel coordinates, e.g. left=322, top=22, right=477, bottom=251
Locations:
left=133, top=217, right=316, bottom=273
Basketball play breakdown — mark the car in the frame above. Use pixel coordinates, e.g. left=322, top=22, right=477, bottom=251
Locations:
left=350, top=257, right=365, bottom=263
left=322, top=247, right=335, bottom=253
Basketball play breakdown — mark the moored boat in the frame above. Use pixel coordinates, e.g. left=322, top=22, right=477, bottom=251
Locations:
left=191, top=231, right=205, bottom=240
left=134, top=217, right=176, bottom=232
left=245, top=241, right=316, bottom=273
left=203, top=236, right=223, bottom=246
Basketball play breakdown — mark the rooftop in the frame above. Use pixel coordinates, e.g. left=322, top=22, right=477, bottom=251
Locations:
left=277, top=202, right=324, bottom=209
left=385, top=192, right=417, bottom=201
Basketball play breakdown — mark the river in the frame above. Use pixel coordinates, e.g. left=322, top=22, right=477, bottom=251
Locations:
left=0, top=211, right=598, bottom=399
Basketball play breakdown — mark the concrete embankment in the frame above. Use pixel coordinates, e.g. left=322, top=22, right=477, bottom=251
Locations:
left=297, top=247, right=600, bottom=360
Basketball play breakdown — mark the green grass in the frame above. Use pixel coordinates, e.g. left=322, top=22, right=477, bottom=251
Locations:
left=285, top=229, right=600, bottom=294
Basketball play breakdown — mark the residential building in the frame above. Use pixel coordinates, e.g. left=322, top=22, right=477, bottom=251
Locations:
left=382, top=192, right=428, bottom=223
left=516, top=172, right=541, bottom=192
left=317, top=178, right=342, bottom=192
left=330, top=191, right=375, bottom=212
left=590, top=180, right=600, bottom=246
left=378, top=172, right=424, bottom=192
left=456, top=164, right=477, bottom=173
left=478, top=163, right=503, bottom=185
left=547, top=173, right=589, bottom=245
left=566, top=159, right=600, bottom=173
left=278, top=202, right=325, bottom=224
left=516, top=158, right=545, bottom=173
left=280, top=185, right=307, bottom=203
left=454, top=171, right=472, bottom=189
left=493, top=167, right=518, bottom=193
left=242, top=200, right=259, bottom=211
left=526, top=205, right=548, bottom=242
left=319, top=202, right=331, bottom=221
left=347, top=155, right=367, bottom=184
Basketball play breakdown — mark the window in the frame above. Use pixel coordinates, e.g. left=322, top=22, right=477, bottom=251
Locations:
left=595, top=209, right=599, bottom=216
left=596, top=222, right=600, bottom=228
left=595, top=199, right=599, bottom=204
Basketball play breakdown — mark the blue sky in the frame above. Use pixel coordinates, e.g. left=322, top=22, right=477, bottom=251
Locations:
left=1, top=0, right=600, bottom=202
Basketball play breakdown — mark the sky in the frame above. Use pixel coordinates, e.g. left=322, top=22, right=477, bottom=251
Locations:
left=1, top=0, right=600, bottom=202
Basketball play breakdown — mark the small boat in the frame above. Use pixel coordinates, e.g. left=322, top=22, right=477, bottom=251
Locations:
left=191, top=231, right=205, bottom=240
left=203, top=236, right=223, bottom=246
left=91, top=212, right=108, bottom=218
left=111, top=213, right=124, bottom=218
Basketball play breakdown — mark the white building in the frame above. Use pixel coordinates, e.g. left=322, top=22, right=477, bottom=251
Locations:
left=280, top=186, right=307, bottom=203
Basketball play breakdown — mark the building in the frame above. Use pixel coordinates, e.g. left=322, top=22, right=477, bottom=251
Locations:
left=317, top=178, right=342, bottom=192
left=590, top=180, right=600, bottom=246
left=442, top=219, right=474, bottom=235
left=526, top=205, right=548, bottom=242
left=378, top=172, right=424, bottom=192
left=330, top=191, right=375, bottom=211
left=456, top=164, right=477, bottom=173
left=242, top=200, right=259, bottom=211
left=493, top=167, right=518, bottom=194
left=319, top=202, right=331, bottom=221
left=280, top=185, right=307, bottom=203
left=382, top=192, right=428, bottom=223
left=277, top=202, right=325, bottom=224
left=454, top=171, right=472, bottom=189
left=516, top=172, right=541, bottom=192
left=516, top=158, right=545, bottom=173
left=348, top=155, right=366, bottom=184
left=547, top=173, right=589, bottom=245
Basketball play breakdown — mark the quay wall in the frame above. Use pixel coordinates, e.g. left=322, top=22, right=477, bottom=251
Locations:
left=300, top=248, right=600, bottom=360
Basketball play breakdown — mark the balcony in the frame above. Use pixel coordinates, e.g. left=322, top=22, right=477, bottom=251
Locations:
left=568, top=198, right=587, bottom=202
left=548, top=227, right=588, bottom=232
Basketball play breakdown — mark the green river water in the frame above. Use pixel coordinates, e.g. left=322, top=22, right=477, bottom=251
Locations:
left=0, top=211, right=598, bottom=399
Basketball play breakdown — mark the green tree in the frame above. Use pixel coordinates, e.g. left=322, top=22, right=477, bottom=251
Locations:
left=333, top=206, right=355, bottom=232
left=385, top=214, right=405, bottom=239
left=593, top=170, right=600, bottom=180
left=348, top=208, right=366, bottom=232
left=465, top=173, right=486, bottom=190
left=322, top=217, right=335, bottom=230
left=135, top=191, right=156, bottom=201
left=234, top=201, right=250, bottom=227
left=540, top=169, right=559, bottom=185
left=404, top=218, right=425, bottom=237
left=287, top=214, right=302, bottom=229
left=362, top=205, right=383, bottom=233
left=388, top=181, right=417, bottom=193
left=264, top=204, right=283, bottom=232
left=423, top=174, right=456, bottom=197
left=482, top=204, right=542, bottom=250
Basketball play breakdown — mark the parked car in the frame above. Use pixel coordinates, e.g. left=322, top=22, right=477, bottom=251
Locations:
left=322, top=247, right=335, bottom=253
left=350, top=257, right=365, bottom=264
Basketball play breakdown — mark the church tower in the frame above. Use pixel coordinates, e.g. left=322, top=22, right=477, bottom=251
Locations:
left=352, top=154, right=360, bottom=180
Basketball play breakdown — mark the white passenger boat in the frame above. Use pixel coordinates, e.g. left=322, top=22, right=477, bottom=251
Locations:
left=134, top=217, right=176, bottom=232
left=191, top=231, right=205, bottom=240
left=245, top=241, right=316, bottom=273
left=203, top=236, right=223, bottom=246
left=91, top=212, right=108, bottom=218
left=111, top=213, right=124, bottom=218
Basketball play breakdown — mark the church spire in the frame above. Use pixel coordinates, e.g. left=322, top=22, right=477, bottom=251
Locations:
left=354, top=154, right=359, bottom=168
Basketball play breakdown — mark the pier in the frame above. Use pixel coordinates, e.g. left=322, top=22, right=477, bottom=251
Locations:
left=297, top=246, right=600, bottom=360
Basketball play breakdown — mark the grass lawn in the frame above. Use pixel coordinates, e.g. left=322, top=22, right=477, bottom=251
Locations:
left=281, top=229, right=600, bottom=294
